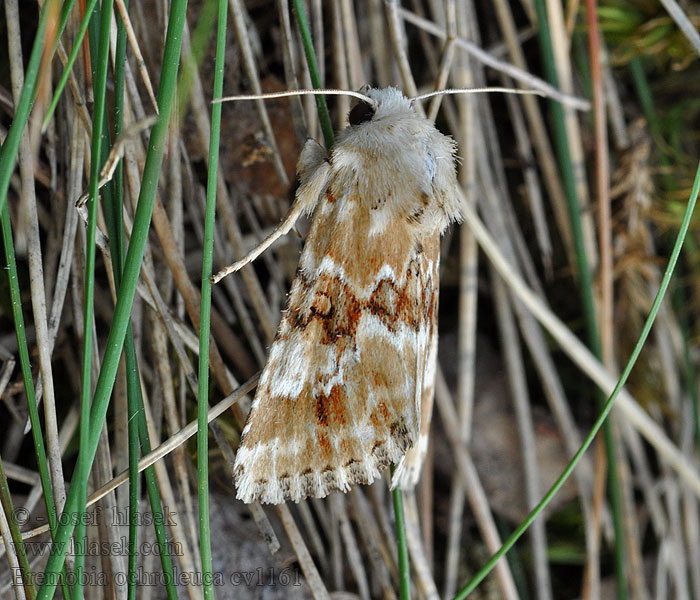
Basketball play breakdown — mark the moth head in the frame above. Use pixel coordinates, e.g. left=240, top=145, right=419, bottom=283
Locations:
left=347, top=87, right=414, bottom=127
left=348, top=99, right=376, bottom=126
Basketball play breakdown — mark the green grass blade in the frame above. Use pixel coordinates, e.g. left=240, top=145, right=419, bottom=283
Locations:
left=196, top=0, right=230, bottom=596
left=130, top=347, right=178, bottom=600
left=0, top=458, right=36, bottom=599
left=190, top=0, right=219, bottom=68
left=0, top=2, right=49, bottom=215
left=627, top=60, right=700, bottom=458
left=124, top=341, right=141, bottom=600
left=391, top=480, right=411, bottom=600
left=291, top=0, right=334, bottom=149
left=73, top=1, right=114, bottom=597
left=88, top=0, right=177, bottom=595
left=0, top=196, right=72, bottom=600
left=43, top=0, right=100, bottom=131
left=35, top=1, right=189, bottom=597
left=100, top=170, right=177, bottom=599
left=176, top=0, right=219, bottom=124
left=533, top=0, right=627, bottom=594
left=109, top=3, right=141, bottom=598
left=454, top=157, right=700, bottom=599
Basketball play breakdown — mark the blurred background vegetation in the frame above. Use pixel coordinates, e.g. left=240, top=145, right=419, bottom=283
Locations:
left=0, top=1, right=699, bottom=599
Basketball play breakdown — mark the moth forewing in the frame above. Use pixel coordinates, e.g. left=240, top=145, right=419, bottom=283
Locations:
left=229, top=87, right=460, bottom=504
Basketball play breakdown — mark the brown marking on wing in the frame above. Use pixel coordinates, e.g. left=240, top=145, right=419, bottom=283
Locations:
left=315, top=394, right=330, bottom=426
left=282, top=272, right=421, bottom=350
left=317, top=432, right=332, bottom=456
left=235, top=191, right=442, bottom=503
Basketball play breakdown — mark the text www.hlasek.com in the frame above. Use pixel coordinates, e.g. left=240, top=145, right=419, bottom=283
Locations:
left=11, top=537, right=183, bottom=558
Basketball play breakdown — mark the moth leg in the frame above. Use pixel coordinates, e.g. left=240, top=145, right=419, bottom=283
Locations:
left=212, top=138, right=330, bottom=283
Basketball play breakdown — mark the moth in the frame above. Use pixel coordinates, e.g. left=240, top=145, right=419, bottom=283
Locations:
left=217, top=87, right=461, bottom=504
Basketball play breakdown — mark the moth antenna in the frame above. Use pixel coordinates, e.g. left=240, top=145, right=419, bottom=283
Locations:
left=212, top=138, right=331, bottom=284
left=211, top=200, right=306, bottom=283
left=410, top=87, right=547, bottom=103
left=213, top=88, right=376, bottom=108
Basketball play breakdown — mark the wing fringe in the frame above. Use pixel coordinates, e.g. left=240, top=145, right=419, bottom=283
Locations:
left=234, top=428, right=413, bottom=504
